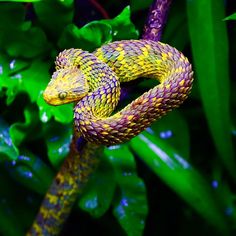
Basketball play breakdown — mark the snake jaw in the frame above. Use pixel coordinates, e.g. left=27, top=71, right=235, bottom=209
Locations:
left=43, top=68, right=89, bottom=105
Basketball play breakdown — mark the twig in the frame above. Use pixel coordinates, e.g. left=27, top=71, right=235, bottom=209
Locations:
left=142, top=0, right=172, bottom=41
left=90, top=0, right=110, bottom=19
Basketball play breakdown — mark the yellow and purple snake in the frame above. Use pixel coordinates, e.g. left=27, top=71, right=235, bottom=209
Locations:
left=44, top=39, right=193, bottom=144
left=29, top=39, right=193, bottom=235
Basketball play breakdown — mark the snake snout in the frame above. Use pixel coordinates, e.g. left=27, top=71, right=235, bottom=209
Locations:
left=43, top=68, right=89, bottom=106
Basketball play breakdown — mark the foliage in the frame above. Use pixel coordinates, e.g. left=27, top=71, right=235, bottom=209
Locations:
left=0, top=0, right=236, bottom=235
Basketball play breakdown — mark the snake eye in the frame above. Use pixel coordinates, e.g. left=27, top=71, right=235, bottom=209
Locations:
left=58, top=92, right=68, bottom=100
left=77, top=64, right=80, bottom=69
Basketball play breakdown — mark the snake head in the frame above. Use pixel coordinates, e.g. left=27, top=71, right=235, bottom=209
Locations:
left=43, top=67, right=89, bottom=105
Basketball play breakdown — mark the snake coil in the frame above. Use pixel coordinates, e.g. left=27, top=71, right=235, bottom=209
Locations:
left=44, top=39, right=193, bottom=145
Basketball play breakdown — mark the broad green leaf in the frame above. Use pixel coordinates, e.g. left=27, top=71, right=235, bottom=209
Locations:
left=105, top=145, right=148, bottom=236
left=186, top=0, right=236, bottom=180
left=58, top=22, right=112, bottom=51
left=18, top=60, right=50, bottom=102
left=0, top=56, right=50, bottom=105
left=0, top=168, right=40, bottom=236
left=130, top=131, right=229, bottom=234
left=224, top=13, right=236, bottom=21
left=37, top=94, right=73, bottom=124
left=8, top=165, right=46, bottom=195
left=0, top=3, right=25, bottom=48
left=6, top=26, right=51, bottom=58
left=9, top=105, right=41, bottom=146
left=0, top=50, right=30, bottom=102
left=6, top=151, right=53, bottom=194
left=0, top=118, right=18, bottom=162
left=101, top=6, right=139, bottom=41
left=33, top=0, right=74, bottom=38
left=0, top=0, right=41, bottom=2
left=58, top=6, right=138, bottom=52
left=210, top=164, right=236, bottom=224
left=18, top=150, right=54, bottom=188
left=78, top=155, right=116, bottom=218
left=0, top=53, right=72, bottom=124
left=148, top=110, right=190, bottom=159
left=0, top=3, right=50, bottom=58
left=44, top=121, right=72, bottom=168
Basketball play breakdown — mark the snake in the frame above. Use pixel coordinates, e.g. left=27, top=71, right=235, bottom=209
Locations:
left=29, top=39, right=193, bottom=235
left=43, top=39, right=193, bottom=145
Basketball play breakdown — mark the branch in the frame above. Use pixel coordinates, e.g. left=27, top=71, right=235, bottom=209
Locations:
left=142, top=0, right=172, bottom=41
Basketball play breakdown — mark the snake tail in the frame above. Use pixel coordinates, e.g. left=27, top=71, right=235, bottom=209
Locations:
left=27, top=137, right=100, bottom=236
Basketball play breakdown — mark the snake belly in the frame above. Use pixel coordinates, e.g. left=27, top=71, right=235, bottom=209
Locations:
left=44, top=39, right=193, bottom=146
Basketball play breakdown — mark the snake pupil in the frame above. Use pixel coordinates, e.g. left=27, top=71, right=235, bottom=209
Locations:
left=58, top=92, right=67, bottom=100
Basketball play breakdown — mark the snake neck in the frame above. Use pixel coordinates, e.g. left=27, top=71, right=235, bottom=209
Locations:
left=72, top=50, right=121, bottom=120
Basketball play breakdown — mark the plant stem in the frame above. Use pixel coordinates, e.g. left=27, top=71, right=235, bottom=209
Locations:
left=142, top=0, right=172, bottom=41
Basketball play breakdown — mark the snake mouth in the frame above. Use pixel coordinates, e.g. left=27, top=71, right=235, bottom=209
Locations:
left=43, top=86, right=89, bottom=106
left=43, top=89, right=60, bottom=106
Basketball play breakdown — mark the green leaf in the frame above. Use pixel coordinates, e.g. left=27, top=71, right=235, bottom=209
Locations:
left=33, top=0, right=74, bottom=38
left=148, top=110, right=190, bottom=159
left=6, top=26, right=51, bottom=59
left=211, top=164, right=236, bottom=224
left=101, top=6, right=139, bottom=41
left=0, top=168, right=40, bottom=236
left=224, top=13, right=236, bottom=21
left=57, top=6, right=138, bottom=52
left=19, top=150, right=54, bottom=188
left=0, top=3, right=25, bottom=35
left=0, top=56, right=50, bottom=105
left=8, top=165, right=46, bottom=195
left=78, top=155, right=116, bottom=218
left=0, top=0, right=41, bottom=2
left=0, top=3, right=50, bottom=58
left=0, top=53, right=30, bottom=86
left=0, top=118, right=18, bottom=162
left=9, top=105, right=41, bottom=146
left=0, top=54, right=72, bottom=124
left=37, top=94, right=73, bottom=124
left=0, top=50, right=72, bottom=125
left=105, top=145, right=148, bottom=236
left=130, top=131, right=229, bottom=234
left=44, top=121, right=72, bottom=168
left=7, top=151, right=53, bottom=194
left=58, top=22, right=112, bottom=51
left=186, top=0, right=236, bottom=180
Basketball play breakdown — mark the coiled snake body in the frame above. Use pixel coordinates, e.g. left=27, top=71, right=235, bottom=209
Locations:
left=44, top=39, right=193, bottom=143
left=29, top=39, right=193, bottom=235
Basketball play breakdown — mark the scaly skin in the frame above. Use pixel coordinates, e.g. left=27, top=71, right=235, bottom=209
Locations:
left=32, top=39, right=193, bottom=235
left=27, top=137, right=101, bottom=236
left=44, top=39, right=193, bottom=145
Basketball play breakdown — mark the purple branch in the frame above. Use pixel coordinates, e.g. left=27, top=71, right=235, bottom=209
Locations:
left=142, top=0, right=172, bottom=41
